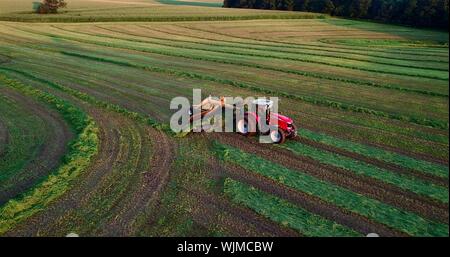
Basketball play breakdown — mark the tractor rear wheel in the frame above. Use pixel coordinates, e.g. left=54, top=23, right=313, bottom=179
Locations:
left=237, top=118, right=256, bottom=136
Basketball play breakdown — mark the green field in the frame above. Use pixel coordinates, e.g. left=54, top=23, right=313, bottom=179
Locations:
left=0, top=0, right=448, bottom=237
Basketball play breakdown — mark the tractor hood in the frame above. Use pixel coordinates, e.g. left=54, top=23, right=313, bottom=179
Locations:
left=271, top=113, right=293, bottom=124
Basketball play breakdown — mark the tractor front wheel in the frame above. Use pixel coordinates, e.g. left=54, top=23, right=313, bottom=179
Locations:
left=287, top=124, right=298, bottom=139
left=270, top=129, right=286, bottom=144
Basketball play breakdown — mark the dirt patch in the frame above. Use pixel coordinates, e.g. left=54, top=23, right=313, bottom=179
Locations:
left=295, top=137, right=448, bottom=187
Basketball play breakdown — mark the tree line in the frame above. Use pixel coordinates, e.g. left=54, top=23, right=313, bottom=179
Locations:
left=223, top=0, right=449, bottom=29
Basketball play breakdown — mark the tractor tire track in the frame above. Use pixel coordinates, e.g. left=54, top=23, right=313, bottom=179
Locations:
left=210, top=133, right=449, bottom=224
left=0, top=87, right=73, bottom=205
left=101, top=128, right=175, bottom=236
left=185, top=187, right=300, bottom=237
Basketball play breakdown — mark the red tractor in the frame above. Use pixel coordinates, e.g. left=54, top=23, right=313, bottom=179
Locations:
left=188, top=97, right=297, bottom=144
left=236, top=99, right=297, bottom=144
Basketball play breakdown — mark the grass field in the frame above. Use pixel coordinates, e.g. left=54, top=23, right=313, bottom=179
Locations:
left=0, top=0, right=448, bottom=237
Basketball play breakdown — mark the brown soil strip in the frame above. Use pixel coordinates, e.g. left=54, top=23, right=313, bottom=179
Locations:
left=188, top=156, right=300, bottom=237
left=210, top=133, right=449, bottom=224
left=295, top=137, right=448, bottom=187
left=222, top=162, right=406, bottom=237
left=185, top=187, right=300, bottom=237
left=302, top=123, right=449, bottom=166
left=0, top=87, right=73, bottom=205
left=0, top=116, right=9, bottom=158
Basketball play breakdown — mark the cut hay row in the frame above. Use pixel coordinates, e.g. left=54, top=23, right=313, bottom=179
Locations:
left=0, top=37, right=445, bottom=160
left=17, top=54, right=450, bottom=160
left=212, top=133, right=448, bottom=224
left=90, top=25, right=448, bottom=73
left=0, top=32, right=446, bottom=158
left=298, top=128, right=449, bottom=178
left=81, top=25, right=449, bottom=96
left=4, top=27, right=445, bottom=130
left=44, top=25, right=448, bottom=81
left=139, top=25, right=449, bottom=63
left=12, top=25, right=448, bottom=99
left=3, top=51, right=444, bottom=167
left=175, top=24, right=449, bottom=58
left=0, top=74, right=99, bottom=235
left=5, top=25, right=449, bottom=125
left=280, top=141, right=448, bottom=203
left=5, top=95, right=169, bottom=236
left=220, top=158, right=403, bottom=236
left=319, top=38, right=449, bottom=53
left=4, top=48, right=446, bottom=162
left=295, top=136, right=448, bottom=188
left=213, top=142, right=449, bottom=236
left=223, top=178, right=361, bottom=237
left=56, top=49, right=447, bottom=129
left=0, top=67, right=171, bottom=134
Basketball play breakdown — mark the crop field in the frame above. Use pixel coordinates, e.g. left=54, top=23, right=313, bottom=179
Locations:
left=0, top=0, right=448, bottom=237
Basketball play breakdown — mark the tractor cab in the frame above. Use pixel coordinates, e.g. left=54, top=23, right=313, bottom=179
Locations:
left=252, top=99, right=273, bottom=123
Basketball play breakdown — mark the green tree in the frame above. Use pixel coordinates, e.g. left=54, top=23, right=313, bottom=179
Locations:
left=38, top=0, right=67, bottom=13
left=348, top=0, right=372, bottom=17
left=309, top=0, right=335, bottom=13
left=285, top=0, right=295, bottom=10
left=293, top=0, right=310, bottom=10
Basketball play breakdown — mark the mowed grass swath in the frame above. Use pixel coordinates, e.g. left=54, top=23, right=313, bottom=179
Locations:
left=0, top=0, right=448, bottom=237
